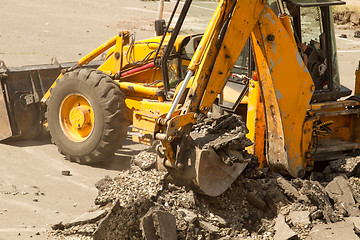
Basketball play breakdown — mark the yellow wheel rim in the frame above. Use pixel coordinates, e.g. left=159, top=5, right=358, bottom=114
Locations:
left=60, top=94, right=94, bottom=142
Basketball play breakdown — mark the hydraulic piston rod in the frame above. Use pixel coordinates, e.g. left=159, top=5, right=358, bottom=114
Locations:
left=165, top=70, right=194, bottom=121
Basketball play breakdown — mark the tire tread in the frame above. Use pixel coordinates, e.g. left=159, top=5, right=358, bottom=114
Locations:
left=46, top=68, right=128, bottom=164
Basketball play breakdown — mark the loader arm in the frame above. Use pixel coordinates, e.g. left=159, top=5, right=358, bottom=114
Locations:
left=154, top=0, right=315, bottom=194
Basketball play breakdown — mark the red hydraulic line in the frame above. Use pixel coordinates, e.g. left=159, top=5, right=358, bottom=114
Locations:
left=121, top=62, right=155, bottom=77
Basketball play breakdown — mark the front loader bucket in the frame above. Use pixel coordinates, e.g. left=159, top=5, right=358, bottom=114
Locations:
left=0, top=60, right=101, bottom=140
left=166, top=137, right=249, bottom=197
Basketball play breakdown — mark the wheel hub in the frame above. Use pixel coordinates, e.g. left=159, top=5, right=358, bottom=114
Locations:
left=60, top=94, right=94, bottom=142
left=69, top=106, right=90, bottom=128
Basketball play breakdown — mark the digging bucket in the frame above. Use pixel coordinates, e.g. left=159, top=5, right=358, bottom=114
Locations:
left=165, top=136, right=249, bottom=197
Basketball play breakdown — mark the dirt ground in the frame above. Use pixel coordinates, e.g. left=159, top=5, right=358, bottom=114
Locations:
left=0, top=0, right=216, bottom=67
left=1, top=0, right=360, bottom=239
left=0, top=0, right=162, bottom=66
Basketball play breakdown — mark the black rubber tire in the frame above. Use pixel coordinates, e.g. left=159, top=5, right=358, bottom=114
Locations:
left=46, top=68, right=128, bottom=163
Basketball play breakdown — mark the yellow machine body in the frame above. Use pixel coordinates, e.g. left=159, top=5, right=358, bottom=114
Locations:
left=44, top=0, right=359, bottom=189
left=141, top=0, right=360, bottom=192
left=40, top=33, right=194, bottom=143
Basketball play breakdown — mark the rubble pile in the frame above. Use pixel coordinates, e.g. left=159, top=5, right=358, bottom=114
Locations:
left=50, top=115, right=360, bottom=240
left=50, top=165, right=166, bottom=240
left=50, top=160, right=360, bottom=239
left=334, top=10, right=360, bottom=27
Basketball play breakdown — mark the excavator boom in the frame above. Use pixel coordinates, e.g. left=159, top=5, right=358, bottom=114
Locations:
left=251, top=6, right=315, bottom=177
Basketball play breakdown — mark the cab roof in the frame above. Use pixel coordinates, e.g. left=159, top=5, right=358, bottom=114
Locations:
left=287, top=0, right=346, bottom=7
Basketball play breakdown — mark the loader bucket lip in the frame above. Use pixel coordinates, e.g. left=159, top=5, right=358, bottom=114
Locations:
left=4, top=60, right=103, bottom=72
left=165, top=144, right=250, bottom=197
left=194, top=147, right=249, bottom=196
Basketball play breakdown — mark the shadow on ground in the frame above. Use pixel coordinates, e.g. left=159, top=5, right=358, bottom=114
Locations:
left=90, top=138, right=148, bottom=171
left=1, top=135, right=52, bottom=147
left=1, top=136, right=148, bottom=171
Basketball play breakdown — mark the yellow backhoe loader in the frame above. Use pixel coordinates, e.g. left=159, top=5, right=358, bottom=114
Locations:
left=0, top=0, right=359, bottom=196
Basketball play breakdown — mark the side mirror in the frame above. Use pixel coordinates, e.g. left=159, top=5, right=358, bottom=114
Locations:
left=155, top=19, right=166, bottom=36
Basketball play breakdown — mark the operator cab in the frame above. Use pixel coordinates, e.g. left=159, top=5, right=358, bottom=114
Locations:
left=284, top=0, right=349, bottom=102
left=225, top=0, right=350, bottom=109
left=220, top=0, right=350, bottom=113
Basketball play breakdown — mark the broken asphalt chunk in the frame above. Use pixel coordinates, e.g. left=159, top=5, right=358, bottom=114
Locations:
left=325, top=175, right=360, bottom=217
left=306, top=221, right=358, bottom=240
left=273, top=214, right=297, bottom=240
left=140, top=206, right=177, bottom=240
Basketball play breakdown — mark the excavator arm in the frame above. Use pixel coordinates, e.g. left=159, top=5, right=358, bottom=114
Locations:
left=156, top=0, right=266, bottom=159
left=154, top=0, right=315, bottom=195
